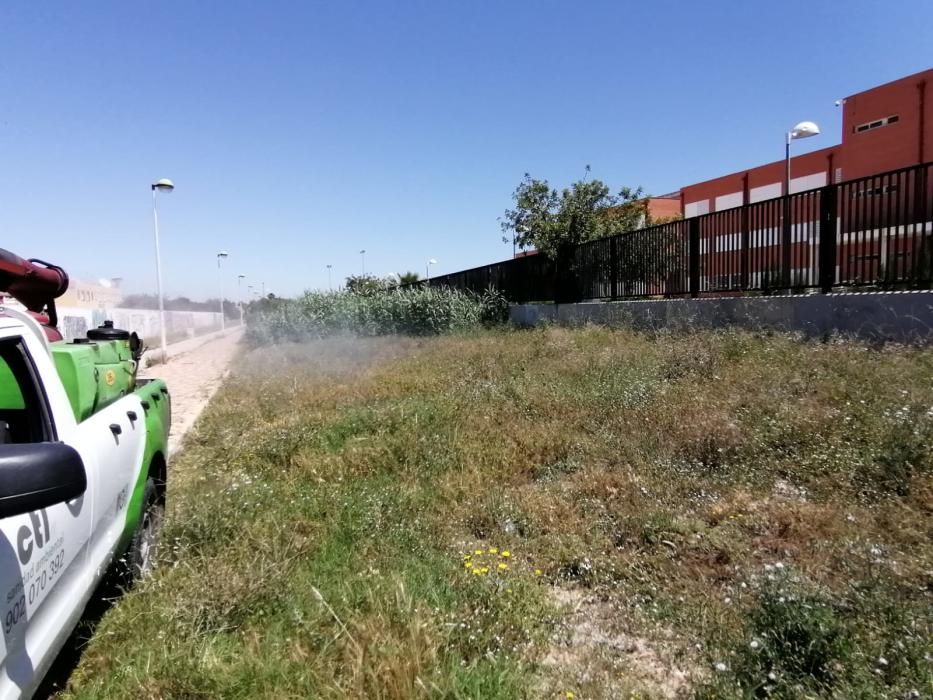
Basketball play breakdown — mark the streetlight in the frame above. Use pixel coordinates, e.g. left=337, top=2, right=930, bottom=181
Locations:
left=216, top=251, right=229, bottom=331
left=785, top=121, right=820, bottom=195
left=237, top=274, right=246, bottom=325
left=359, top=249, right=366, bottom=276
left=426, top=258, right=437, bottom=282
left=150, top=178, right=174, bottom=361
left=782, top=121, right=820, bottom=289
left=326, top=264, right=333, bottom=291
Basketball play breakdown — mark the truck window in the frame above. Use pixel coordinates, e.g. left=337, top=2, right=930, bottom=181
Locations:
left=0, top=338, right=54, bottom=443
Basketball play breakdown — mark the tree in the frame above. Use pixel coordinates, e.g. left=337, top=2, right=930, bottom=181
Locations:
left=398, top=271, right=421, bottom=285
left=501, top=169, right=646, bottom=259
left=344, top=274, right=389, bottom=295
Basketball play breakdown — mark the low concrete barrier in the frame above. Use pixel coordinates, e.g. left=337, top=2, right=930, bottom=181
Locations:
left=510, top=291, right=933, bottom=343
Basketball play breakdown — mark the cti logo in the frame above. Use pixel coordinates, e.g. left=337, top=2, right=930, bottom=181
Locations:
left=17, top=510, right=51, bottom=565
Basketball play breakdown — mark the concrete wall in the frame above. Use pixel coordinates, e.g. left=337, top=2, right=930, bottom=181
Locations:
left=58, top=306, right=223, bottom=343
left=510, top=292, right=933, bottom=343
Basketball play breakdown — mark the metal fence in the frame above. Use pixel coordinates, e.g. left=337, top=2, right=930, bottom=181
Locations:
left=424, top=161, right=933, bottom=302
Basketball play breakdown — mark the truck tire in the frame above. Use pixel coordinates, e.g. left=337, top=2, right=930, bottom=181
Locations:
left=124, top=477, right=163, bottom=580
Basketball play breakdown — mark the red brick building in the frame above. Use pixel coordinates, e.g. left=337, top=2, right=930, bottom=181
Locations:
left=644, top=194, right=682, bottom=221
left=679, top=68, right=931, bottom=217
left=507, top=70, right=931, bottom=291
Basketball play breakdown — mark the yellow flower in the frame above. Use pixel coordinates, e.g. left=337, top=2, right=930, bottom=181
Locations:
left=474, top=549, right=483, bottom=555
left=464, top=562, right=473, bottom=569
left=480, top=567, right=489, bottom=574
left=501, top=550, right=511, bottom=557
left=498, top=563, right=508, bottom=570
left=472, top=568, right=483, bottom=576
left=566, top=693, right=574, bottom=699
left=506, top=588, right=512, bottom=593
left=535, top=569, right=543, bottom=576
left=488, top=547, right=498, bottom=554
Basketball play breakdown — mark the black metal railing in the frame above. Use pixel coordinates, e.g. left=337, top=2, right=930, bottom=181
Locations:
left=422, top=162, right=933, bottom=302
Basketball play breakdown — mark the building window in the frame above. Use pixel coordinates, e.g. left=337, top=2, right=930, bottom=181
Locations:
left=854, top=115, right=899, bottom=133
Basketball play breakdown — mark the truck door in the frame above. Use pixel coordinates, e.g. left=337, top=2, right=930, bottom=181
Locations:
left=79, top=392, right=146, bottom=577
left=0, top=336, right=93, bottom=700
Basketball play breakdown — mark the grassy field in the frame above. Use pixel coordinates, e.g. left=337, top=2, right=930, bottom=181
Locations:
left=65, top=327, right=931, bottom=699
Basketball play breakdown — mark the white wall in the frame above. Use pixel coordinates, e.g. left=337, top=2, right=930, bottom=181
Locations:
left=790, top=171, right=827, bottom=194
left=684, top=199, right=710, bottom=218
left=714, top=191, right=743, bottom=211
left=747, top=172, right=828, bottom=202
left=58, top=306, right=222, bottom=343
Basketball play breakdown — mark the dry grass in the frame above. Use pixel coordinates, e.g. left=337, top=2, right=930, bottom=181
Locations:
left=64, top=327, right=932, bottom=699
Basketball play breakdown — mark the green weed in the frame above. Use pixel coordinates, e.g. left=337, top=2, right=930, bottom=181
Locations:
left=63, top=328, right=933, bottom=699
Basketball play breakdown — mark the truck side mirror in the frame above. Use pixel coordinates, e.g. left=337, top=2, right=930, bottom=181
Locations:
left=0, top=443, right=87, bottom=519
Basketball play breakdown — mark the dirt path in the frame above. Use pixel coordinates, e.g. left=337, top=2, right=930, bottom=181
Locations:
left=140, top=327, right=244, bottom=453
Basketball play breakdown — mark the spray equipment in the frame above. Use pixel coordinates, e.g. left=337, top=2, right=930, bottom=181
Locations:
left=0, top=248, right=69, bottom=338
left=0, top=248, right=148, bottom=421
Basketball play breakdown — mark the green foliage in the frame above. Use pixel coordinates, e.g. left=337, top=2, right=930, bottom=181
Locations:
left=245, top=286, right=506, bottom=343
left=477, top=286, right=510, bottom=326
left=701, top=570, right=930, bottom=699
left=856, top=403, right=932, bottom=497
left=344, top=273, right=391, bottom=295
left=398, top=271, right=421, bottom=285
left=64, top=341, right=550, bottom=698
left=731, top=578, right=849, bottom=695
left=501, top=168, right=646, bottom=259
left=65, top=328, right=933, bottom=698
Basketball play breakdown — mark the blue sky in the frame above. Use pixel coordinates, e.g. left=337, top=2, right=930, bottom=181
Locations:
left=1, top=1, right=930, bottom=299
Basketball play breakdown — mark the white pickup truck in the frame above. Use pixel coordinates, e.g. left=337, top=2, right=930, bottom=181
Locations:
left=0, top=308, right=170, bottom=699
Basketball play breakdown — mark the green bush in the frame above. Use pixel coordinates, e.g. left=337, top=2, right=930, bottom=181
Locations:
left=734, top=580, right=849, bottom=695
left=478, top=286, right=510, bottom=326
left=857, top=405, right=932, bottom=497
left=245, top=285, right=506, bottom=343
left=700, top=569, right=930, bottom=699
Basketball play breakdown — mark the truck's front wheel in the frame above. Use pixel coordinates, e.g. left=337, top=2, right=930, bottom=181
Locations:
left=125, top=477, right=163, bottom=579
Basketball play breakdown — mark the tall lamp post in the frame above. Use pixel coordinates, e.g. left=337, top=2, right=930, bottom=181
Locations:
left=150, top=178, right=174, bottom=361
left=785, top=121, right=820, bottom=195
left=326, top=264, right=333, bottom=290
left=781, top=121, right=820, bottom=289
left=426, top=258, right=437, bottom=282
left=217, top=251, right=229, bottom=331
left=237, top=274, right=246, bottom=325
left=359, top=249, right=366, bottom=276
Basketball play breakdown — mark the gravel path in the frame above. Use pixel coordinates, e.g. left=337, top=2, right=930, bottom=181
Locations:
left=140, top=327, right=244, bottom=454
